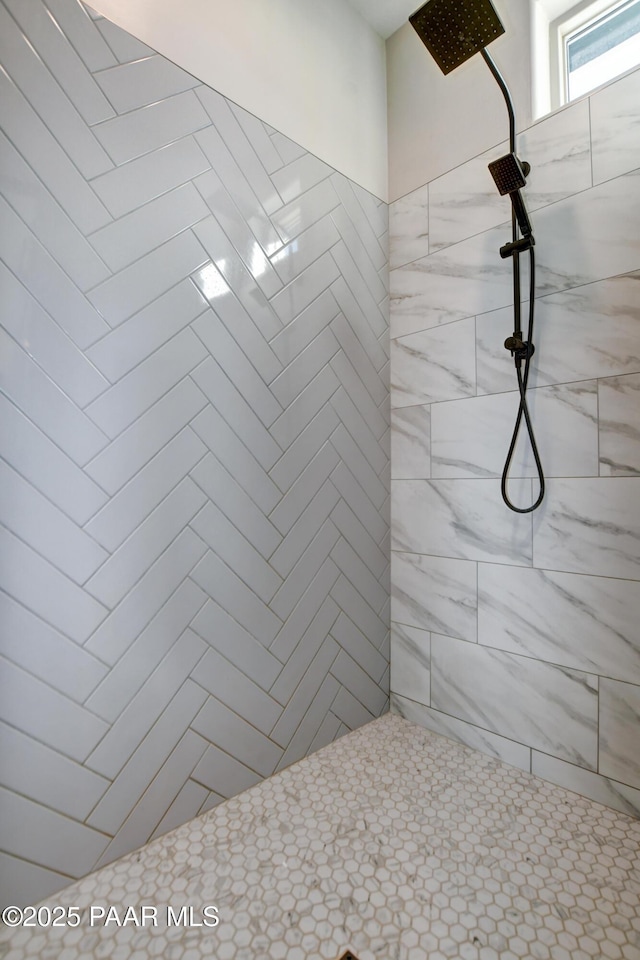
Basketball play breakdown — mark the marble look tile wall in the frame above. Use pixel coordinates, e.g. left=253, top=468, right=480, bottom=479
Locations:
left=389, top=67, right=640, bottom=818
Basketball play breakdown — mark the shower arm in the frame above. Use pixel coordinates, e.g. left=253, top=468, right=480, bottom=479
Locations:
left=480, top=48, right=515, bottom=153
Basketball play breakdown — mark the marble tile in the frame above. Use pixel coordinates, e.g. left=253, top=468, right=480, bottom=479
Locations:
left=388, top=183, right=429, bottom=269
left=427, top=99, right=591, bottom=254
left=476, top=272, right=640, bottom=395
left=431, top=634, right=599, bottom=768
left=532, top=751, right=640, bottom=819
left=391, top=550, right=477, bottom=643
left=590, top=67, right=640, bottom=185
left=599, top=373, right=640, bottom=476
left=392, top=478, right=533, bottom=565
left=390, top=622, right=430, bottom=704
left=533, top=478, right=640, bottom=579
left=478, top=564, right=640, bottom=683
left=429, top=141, right=509, bottom=254
left=391, top=316, right=476, bottom=407
left=534, top=169, right=640, bottom=298
left=391, top=694, right=531, bottom=771
left=518, top=98, right=592, bottom=211
left=431, top=381, right=598, bottom=478
left=599, top=678, right=640, bottom=790
left=390, top=222, right=513, bottom=339
left=390, top=404, right=430, bottom=479
left=3, top=714, right=640, bottom=959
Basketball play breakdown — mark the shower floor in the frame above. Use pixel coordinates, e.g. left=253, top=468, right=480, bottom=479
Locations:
left=1, top=713, right=639, bottom=960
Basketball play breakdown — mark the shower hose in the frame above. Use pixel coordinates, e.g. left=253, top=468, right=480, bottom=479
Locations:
left=501, top=242, right=545, bottom=513
left=481, top=48, right=545, bottom=513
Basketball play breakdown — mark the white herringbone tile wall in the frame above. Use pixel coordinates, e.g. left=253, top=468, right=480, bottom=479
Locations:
left=0, top=0, right=390, bottom=908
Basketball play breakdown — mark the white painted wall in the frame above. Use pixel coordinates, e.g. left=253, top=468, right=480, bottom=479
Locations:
left=387, top=0, right=533, bottom=202
left=87, top=0, right=389, bottom=200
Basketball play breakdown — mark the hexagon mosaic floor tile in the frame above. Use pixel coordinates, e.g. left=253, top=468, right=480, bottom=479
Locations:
left=1, top=714, right=639, bottom=960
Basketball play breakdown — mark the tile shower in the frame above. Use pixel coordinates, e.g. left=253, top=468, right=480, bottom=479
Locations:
left=0, top=0, right=389, bottom=908
left=2, top=715, right=640, bottom=960
left=1, top=0, right=640, bottom=955
left=389, top=66, right=640, bottom=815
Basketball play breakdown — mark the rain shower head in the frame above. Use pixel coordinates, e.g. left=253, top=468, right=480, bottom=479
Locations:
left=409, top=0, right=505, bottom=75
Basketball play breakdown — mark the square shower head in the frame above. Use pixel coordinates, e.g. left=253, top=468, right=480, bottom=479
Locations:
left=488, top=152, right=527, bottom=195
left=409, top=0, right=505, bottom=75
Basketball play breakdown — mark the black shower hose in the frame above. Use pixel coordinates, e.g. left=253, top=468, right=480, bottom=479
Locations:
left=501, top=245, right=545, bottom=513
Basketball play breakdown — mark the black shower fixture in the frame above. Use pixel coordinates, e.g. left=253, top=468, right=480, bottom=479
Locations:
left=409, top=0, right=505, bottom=74
left=409, top=0, right=545, bottom=513
left=488, top=152, right=534, bottom=242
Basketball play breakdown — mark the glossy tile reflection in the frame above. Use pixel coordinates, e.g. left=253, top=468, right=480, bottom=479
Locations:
left=0, top=0, right=390, bottom=907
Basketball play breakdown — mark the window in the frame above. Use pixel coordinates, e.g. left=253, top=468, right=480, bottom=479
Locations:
left=562, top=0, right=640, bottom=99
left=532, top=0, right=640, bottom=117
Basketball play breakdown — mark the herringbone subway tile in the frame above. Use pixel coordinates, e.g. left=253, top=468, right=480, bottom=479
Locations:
left=0, top=0, right=389, bottom=908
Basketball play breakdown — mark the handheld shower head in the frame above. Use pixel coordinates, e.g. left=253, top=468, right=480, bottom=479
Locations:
left=488, top=153, right=533, bottom=240
left=409, top=0, right=505, bottom=75
left=487, top=153, right=527, bottom=195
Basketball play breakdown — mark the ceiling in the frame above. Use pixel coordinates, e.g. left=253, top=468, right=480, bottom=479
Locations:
left=346, top=0, right=420, bottom=39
